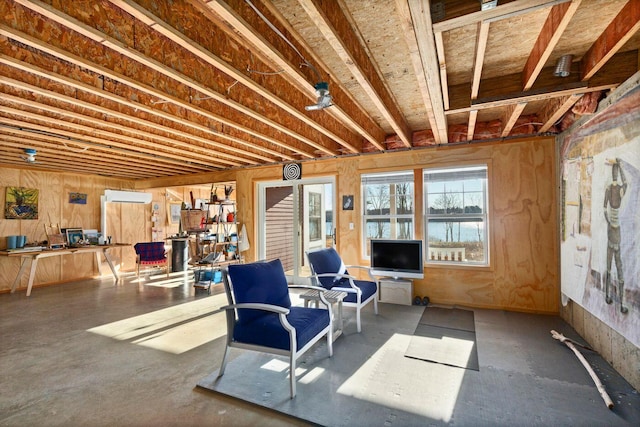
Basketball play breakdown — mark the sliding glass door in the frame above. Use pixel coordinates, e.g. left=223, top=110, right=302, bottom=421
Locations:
left=258, top=178, right=335, bottom=284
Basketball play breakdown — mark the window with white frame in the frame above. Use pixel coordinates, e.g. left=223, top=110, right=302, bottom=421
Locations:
left=424, top=165, right=488, bottom=265
left=308, top=192, right=322, bottom=241
left=361, top=171, right=414, bottom=257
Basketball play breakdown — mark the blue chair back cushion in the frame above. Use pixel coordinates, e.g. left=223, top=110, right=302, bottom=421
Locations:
left=307, top=248, right=348, bottom=289
left=228, top=259, right=291, bottom=326
left=134, top=242, right=165, bottom=262
left=233, top=307, right=329, bottom=351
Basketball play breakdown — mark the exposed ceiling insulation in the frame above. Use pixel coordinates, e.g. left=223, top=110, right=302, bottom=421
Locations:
left=0, top=0, right=638, bottom=179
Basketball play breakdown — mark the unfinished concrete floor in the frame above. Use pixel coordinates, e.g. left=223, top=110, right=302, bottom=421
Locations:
left=1, top=273, right=638, bottom=426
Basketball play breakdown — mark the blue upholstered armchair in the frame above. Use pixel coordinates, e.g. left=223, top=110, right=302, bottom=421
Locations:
left=306, top=247, right=378, bottom=333
left=219, top=259, right=333, bottom=399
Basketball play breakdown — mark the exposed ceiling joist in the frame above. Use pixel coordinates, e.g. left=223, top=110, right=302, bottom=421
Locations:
left=0, top=0, right=637, bottom=179
left=0, top=91, right=259, bottom=166
left=296, top=0, right=412, bottom=148
left=13, top=0, right=344, bottom=157
left=433, top=0, right=572, bottom=32
left=0, top=24, right=311, bottom=160
left=110, top=0, right=360, bottom=155
left=408, top=0, right=448, bottom=144
left=0, top=106, right=233, bottom=169
left=581, top=0, right=640, bottom=80
left=467, top=109, right=478, bottom=140
left=522, top=0, right=582, bottom=90
left=471, top=21, right=490, bottom=100
left=538, top=93, right=583, bottom=132
left=199, top=0, right=386, bottom=151
left=395, top=0, right=441, bottom=144
left=0, top=118, right=210, bottom=175
left=501, top=102, right=528, bottom=137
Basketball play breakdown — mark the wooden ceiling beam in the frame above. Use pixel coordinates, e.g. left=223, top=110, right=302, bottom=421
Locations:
left=538, top=93, right=582, bottom=132
left=0, top=27, right=306, bottom=160
left=296, top=0, right=412, bottom=148
left=467, top=110, right=478, bottom=140
left=501, top=102, right=527, bottom=137
left=0, top=97, right=239, bottom=169
left=0, top=77, right=276, bottom=164
left=408, top=0, right=449, bottom=144
left=449, top=81, right=611, bottom=114
left=433, top=0, right=571, bottom=32
left=199, top=0, right=385, bottom=151
left=0, top=111, right=222, bottom=171
left=13, top=0, right=342, bottom=157
left=447, top=50, right=637, bottom=112
left=0, top=155, right=147, bottom=178
left=522, top=0, right=581, bottom=90
left=0, top=92, right=256, bottom=167
left=471, top=21, right=490, bottom=99
left=0, top=137, right=169, bottom=177
left=112, top=0, right=359, bottom=155
left=395, top=0, right=441, bottom=143
left=581, top=0, right=640, bottom=81
left=0, top=130, right=194, bottom=176
left=434, top=31, right=450, bottom=111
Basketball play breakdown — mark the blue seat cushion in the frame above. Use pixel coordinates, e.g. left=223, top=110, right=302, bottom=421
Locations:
left=228, top=259, right=291, bottom=326
left=233, top=306, right=330, bottom=351
left=337, top=279, right=377, bottom=304
left=307, top=248, right=349, bottom=289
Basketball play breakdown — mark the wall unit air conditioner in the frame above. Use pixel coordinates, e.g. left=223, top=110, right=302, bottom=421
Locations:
left=103, top=190, right=152, bottom=204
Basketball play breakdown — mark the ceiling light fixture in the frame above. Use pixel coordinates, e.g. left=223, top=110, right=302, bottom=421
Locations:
left=554, top=54, right=573, bottom=77
left=305, top=82, right=333, bottom=111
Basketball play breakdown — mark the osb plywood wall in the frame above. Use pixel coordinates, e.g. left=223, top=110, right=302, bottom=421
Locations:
left=0, top=166, right=214, bottom=293
left=0, top=166, right=133, bottom=291
left=237, top=135, right=558, bottom=314
left=3, top=136, right=557, bottom=314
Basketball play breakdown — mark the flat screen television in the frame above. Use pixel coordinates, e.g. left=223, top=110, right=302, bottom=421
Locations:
left=370, top=239, right=424, bottom=280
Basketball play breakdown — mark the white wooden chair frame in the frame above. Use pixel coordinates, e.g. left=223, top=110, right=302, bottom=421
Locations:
left=219, top=273, right=333, bottom=399
left=309, top=265, right=379, bottom=333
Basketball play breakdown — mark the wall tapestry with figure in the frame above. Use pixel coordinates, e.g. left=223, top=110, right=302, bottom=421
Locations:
left=560, top=86, right=640, bottom=347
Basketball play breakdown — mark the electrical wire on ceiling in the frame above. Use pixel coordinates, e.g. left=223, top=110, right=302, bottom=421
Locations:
left=227, top=80, right=239, bottom=95
left=244, top=0, right=333, bottom=111
left=246, top=52, right=285, bottom=76
left=245, top=0, right=323, bottom=82
left=62, top=142, right=89, bottom=153
left=246, top=65, right=285, bottom=76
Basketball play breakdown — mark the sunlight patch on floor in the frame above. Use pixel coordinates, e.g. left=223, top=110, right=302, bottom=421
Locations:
left=261, top=358, right=290, bottom=373
left=298, top=366, right=325, bottom=384
left=134, top=277, right=187, bottom=288
left=337, top=333, right=465, bottom=423
left=409, top=334, right=476, bottom=367
left=132, top=311, right=227, bottom=354
left=87, top=294, right=227, bottom=341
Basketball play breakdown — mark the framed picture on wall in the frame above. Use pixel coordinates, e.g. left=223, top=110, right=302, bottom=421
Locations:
left=169, top=203, right=182, bottom=224
left=342, top=195, right=354, bottom=210
left=65, top=228, right=84, bottom=246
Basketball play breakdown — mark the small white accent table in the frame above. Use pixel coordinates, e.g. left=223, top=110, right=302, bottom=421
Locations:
left=300, top=289, right=347, bottom=341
